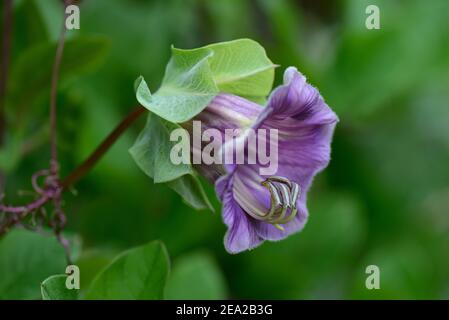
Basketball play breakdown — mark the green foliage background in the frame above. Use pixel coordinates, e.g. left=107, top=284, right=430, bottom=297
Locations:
left=1, top=0, right=449, bottom=299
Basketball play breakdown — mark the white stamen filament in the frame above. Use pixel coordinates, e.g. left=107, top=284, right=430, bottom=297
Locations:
left=233, top=174, right=301, bottom=229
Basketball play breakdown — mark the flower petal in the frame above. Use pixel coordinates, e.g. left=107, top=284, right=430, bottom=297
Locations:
left=194, top=93, right=262, bottom=133
left=257, top=66, right=338, bottom=125
left=184, top=93, right=264, bottom=183
left=216, top=175, right=262, bottom=254
left=254, top=66, right=338, bottom=178
left=209, top=67, right=337, bottom=252
left=230, top=67, right=337, bottom=241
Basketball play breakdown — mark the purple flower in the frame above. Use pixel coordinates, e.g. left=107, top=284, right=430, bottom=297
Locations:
left=187, top=67, right=338, bottom=253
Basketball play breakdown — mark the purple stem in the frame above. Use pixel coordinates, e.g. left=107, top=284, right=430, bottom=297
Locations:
left=0, top=197, right=49, bottom=214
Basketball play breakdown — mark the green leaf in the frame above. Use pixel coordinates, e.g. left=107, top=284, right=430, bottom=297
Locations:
left=135, top=48, right=218, bottom=123
left=0, top=230, right=67, bottom=299
left=130, top=113, right=191, bottom=183
left=129, top=113, right=213, bottom=210
left=165, top=252, right=227, bottom=300
left=202, top=39, right=276, bottom=101
left=136, top=39, right=276, bottom=123
left=85, top=241, right=170, bottom=300
left=166, top=174, right=213, bottom=211
left=41, top=275, right=78, bottom=300
left=132, top=39, right=274, bottom=209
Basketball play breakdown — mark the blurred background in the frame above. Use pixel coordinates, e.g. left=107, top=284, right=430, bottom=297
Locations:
left=1, top=0, right=449, bottom=299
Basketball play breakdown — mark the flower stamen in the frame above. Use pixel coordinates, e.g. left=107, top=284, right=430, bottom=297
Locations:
left=260, top=176, right=301, bottom=229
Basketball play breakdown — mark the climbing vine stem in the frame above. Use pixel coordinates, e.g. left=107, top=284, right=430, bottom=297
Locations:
left=0, top=1, right=147, bottom=264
